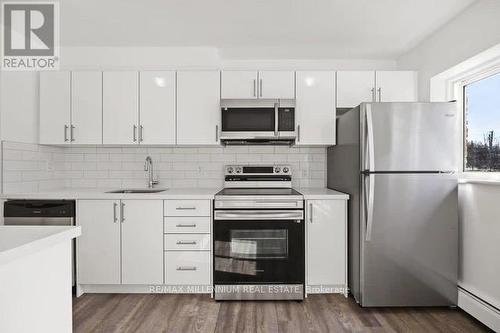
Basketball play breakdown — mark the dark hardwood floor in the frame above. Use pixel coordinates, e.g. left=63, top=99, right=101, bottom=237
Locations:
left=73, top=294, right=491, bottom=333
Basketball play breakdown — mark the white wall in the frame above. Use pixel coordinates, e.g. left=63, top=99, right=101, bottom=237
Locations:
left=397, top=0, right=500, bottom=101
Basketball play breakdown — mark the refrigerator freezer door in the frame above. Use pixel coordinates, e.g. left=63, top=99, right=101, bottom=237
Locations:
left=361, top=102, right=459, bottom=172
left=360, top=173, right=458, bottom=306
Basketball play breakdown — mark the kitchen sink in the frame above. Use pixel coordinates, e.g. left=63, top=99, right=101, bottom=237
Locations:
left=106, top=188, right=167, bottom=194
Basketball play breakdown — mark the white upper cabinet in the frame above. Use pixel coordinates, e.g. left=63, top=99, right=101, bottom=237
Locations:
left=336, top=70, right=418, bottom=107
left=139, top=71, right=176, bottom=145
left=40, top=72, right=71, bottom=145
left=258, top=71, right=295, bottom=99
left=375, top=71, right=418, bottom=102
left=295, top=71, right=336, bottom=145
left=103, top=71, right=139, bottom=145
left=71, top=72, right=102, bottom=144
left=336, top=71, right=375, bottom=108
left=221, top=71, right=258, bottom=99
left=121, top=200, right=164, bottom=285
left=177, top=71, right=221, bottom=145
left=221, top=70, right=295, bottom=99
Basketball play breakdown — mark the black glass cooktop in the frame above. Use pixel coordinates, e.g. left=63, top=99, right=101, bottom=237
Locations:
left=216, top=188, right=302, bottom=196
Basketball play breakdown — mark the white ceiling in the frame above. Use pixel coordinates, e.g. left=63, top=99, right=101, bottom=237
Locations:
left=59, top=0, right=476, bottom=59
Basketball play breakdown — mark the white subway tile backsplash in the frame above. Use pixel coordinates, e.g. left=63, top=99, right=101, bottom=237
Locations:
left=2, top=142, right=326, bottom=192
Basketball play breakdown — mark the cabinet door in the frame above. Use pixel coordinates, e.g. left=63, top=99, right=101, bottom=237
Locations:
left=375, top=71, right=418, bottom=102
left=177, top=71, right=220, bottom=145
left=295, top=71, right=336, bottom=145
left=258, top=71, right=295, bottom=99
left=121, top=200, right=164, bottom=284
left=103, top=71, right=139, bottom=144
left=307, top=200, right=347, bottom=288
left=221, top=71, right=258, bottom=99
left=39, top=71, right=71, bottom=144
left=139, top=71, right=176, bottom=145
left=77, top=200, right=121, bottom=285
left=71, top=72, right=102, bottom=144
left=336, top=71, right=375, bottom=107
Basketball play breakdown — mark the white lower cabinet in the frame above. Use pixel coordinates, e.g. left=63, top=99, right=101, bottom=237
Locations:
left=164, top=199, right=211, bottom=288
left=121, top=200, right=163, bottom=284
left=77, top=199, right=163, bottom=285
left=164, top=252, right=211, bottom=285
left=306, top=199, right=347, bottom=295
left=77, top=200, right=121, bottom=285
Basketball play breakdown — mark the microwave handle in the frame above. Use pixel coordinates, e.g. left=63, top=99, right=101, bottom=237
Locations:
left=274, top=103, right=279, bottom=137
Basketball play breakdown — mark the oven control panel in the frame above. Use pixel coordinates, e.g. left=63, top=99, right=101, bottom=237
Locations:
left=225, top=164, right=291, bottom=176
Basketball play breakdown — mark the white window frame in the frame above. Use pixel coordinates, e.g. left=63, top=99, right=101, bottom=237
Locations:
left=455, top=66, right=500, bottom=177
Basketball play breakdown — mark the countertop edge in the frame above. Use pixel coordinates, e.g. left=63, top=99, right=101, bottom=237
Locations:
left=0, top=226, right=81, bottom=266
left=0, top=187, right=349, bottom=200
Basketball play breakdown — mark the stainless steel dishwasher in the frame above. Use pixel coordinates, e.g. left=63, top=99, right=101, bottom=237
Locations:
left=4, top=200, right=76, bottom=285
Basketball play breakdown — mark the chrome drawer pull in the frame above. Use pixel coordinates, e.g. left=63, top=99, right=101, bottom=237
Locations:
left=176, top=241, right=197, bottom=245
left=175, top=224, right=197, bottom=228
left=176, top=207, right=196, bottom=210
left=176, top=266, right=197, bottom=271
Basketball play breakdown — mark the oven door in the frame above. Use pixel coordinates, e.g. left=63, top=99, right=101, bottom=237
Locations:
left=213, top=210, right=304, bottom=284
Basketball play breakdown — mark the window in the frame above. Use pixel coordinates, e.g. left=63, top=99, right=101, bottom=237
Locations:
left=464, top=72, right=500, bottom=172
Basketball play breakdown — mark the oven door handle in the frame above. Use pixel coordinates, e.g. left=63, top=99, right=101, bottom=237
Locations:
left=214, top=210, right=303, bottom=221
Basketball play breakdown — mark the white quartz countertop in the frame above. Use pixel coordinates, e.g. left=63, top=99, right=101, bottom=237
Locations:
left=0, top=187, right=348, bottom=200
left=0, top=226, right=81, bottom=266
left=296, top=188, right=350, bottom=200
left=0, top=188, right=221, bottom=200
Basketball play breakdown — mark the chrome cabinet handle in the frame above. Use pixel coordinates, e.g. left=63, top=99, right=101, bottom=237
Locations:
left=120, top=202, right=125, bottom=223
left=371, top=88, right=376, bottom=102
left=274, top=102, right=279, bottom=137
left=176, top=266, right=197, bottom=271
left=215, top=125, right=219, bottom=142
left=64, top=125, right=69, bottom=142
left=70, top=125, right=75, bottom=142
left=175, top=224, right=197, bottom=228
left=176, top=207, right=196, bottom=210
left=259, top=78, right=263, bottom=97
left=297, top=125, right=301, bottom=142
left=176, top=241, right=197, bottom=245
left=133, top=125, right=137, bottom=142
left=253, top=79, right=257, bottom=97
left=309, top=203, right=313, bottom=223
left=139, top=125, right=144, bottom=142
left=377, top=88, right=381, bottom=102
left=113, top=202, right=118, bottom=223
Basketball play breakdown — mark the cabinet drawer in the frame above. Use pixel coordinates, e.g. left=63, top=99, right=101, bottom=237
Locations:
left=164, top=217, right=210, bottom=234
left=164, top=200, right=210, bottom=216
left=164, top=251, right=210, bottom=285
left=164, top=234, right=210, bottom=251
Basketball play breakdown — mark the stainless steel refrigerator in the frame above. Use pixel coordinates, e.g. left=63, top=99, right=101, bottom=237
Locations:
left=327, top=102, right=459, bottom=307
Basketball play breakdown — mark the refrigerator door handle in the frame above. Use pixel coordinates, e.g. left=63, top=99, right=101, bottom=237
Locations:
left=365, top=173, right=375, bottom=241
left=365, top=104, right=375, bottom=171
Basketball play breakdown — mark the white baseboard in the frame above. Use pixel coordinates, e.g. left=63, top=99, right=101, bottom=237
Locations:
left=459, top=288, right=500, bottom=332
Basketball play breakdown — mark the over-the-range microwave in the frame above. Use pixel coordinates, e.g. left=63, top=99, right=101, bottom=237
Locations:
left=220, top=99, right=296, bottom=145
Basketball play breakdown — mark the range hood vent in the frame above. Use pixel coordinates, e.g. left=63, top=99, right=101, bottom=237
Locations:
left=221, top=139, right=295, bottom=146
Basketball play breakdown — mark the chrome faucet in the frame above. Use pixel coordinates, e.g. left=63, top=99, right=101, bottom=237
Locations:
left=144, top=156, right=159, bottom=188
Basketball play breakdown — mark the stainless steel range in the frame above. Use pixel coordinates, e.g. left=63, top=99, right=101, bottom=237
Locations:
left=213, top=165, right=305, bottom=300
